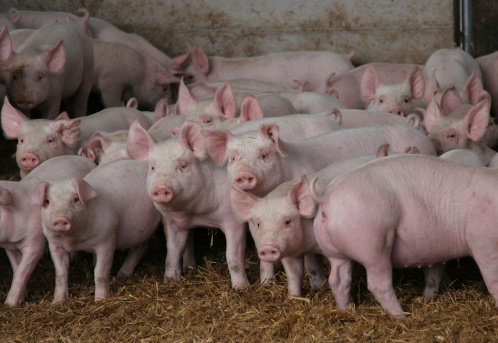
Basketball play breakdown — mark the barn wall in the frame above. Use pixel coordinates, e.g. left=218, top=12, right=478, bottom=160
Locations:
left=0, top=0, right=454, bottom=65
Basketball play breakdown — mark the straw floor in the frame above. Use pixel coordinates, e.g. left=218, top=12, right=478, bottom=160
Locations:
left=1, top=138, right=498, bottom=342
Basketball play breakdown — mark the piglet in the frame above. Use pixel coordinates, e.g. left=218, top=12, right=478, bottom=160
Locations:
left=32, top=159, right=161, bottom=303
left=1, top=97, right=152, bottom=177
left=0, top=155, right=95, bottom=306
left=309, top=154, right=498, bottom=318
left=0, top=22, right=93, bottom=118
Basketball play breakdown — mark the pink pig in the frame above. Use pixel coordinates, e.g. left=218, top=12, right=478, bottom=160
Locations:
left=360, top=65, right=425, bottom=116
left=477, top=52, right=498, bottom=117
left=309, top=154, right=498, bottom=317
left=202, top=123, right=436, bottom=197
left=127, top=121, right=251, bottom=289
left=1, top=97, right=152, bottom=178
left=424, top=98, right=497, bottom=164
left=32, top=159, right=161, bottom=303
left=0, top=22, right=93, bottom=119
left=183, top=45, right=355, bottom=92
left=0, top=155, right=95, bottom=306
left=91, top=39, right=179, bottom=110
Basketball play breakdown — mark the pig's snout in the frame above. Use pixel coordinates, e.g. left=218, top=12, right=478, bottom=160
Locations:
left=388, top=106, right=405, bottom=116
left=20, top=152, right=41, bottom=170
left=15, top=98, right=35, bottom=110
left=234, top=172, right=257, bottom=190
left=52, top=217, right=72, bottom=232
left=151, top=185, right=174, bottom=203
left=258, top=245, right=281, bottom=262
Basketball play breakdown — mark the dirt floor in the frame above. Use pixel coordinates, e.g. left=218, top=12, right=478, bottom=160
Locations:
left=1, top=135, right=498, bottom=342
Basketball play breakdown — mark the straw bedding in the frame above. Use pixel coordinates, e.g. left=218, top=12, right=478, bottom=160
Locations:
left=1, top=139, right=498, bottom=342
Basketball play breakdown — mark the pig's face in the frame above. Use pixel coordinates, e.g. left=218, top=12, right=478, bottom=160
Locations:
left=5, top=58, right=52, bottom=111
left=366, top=83, right=418, bottom=116
left=426, top=117, right=466, bottom=155
left=146, top=138, right=207, bottom=209
left=227, top=132, right=285, bottom=196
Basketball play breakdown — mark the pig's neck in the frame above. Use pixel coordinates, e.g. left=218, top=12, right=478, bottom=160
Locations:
left=469, top=142, right=496, bottom=165
left=281, top=140, right=330, bottom=180
left=301, top=217, right=323, bottom=255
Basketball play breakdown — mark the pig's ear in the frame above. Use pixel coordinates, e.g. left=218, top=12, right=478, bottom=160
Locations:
left=178, top=121, right=207, bottom=159
left=213, top=82, right=237, bottom=118
left=376, top=144, right=390, bottom=158
left=175, top=79, right=196, bottom=115
left=464, top=100, right=490, bottom=141
left=1, top=96, right=28, bottom=138
left=259, top=123, right=287, bottom=157
left=126, top=97, right=139, bottom=109
left=127, top=120, right=156, bottom=162
left=55, top=111, right=70, bottom=121
left=40, top=40, right=66, bottom=74
left=0, top=25, right=12, bottom=64
left=288, top=175, right=316, bottom=218
left=73, top=179, right=98, bottom=204
left=0, top=186, right=12, bottom=207
left=406, top=66, right=424, bottom=99
left=201, top=128, right=232, bottom=163
left=440, top=86, right=463, bottom=114
left=156, top=70, right=180, bottom=85
left=404, top=146, right=420, bottom=154
left=230, top=185, right=258, bottom=221
left=172, top=51, right=191, bottom=71
left=239, top=96, right=264, bottom=122
left=30, top=182, right=49, bottom=207
left=155, top=99, right=170, bottom=121
left=360, top=66, right=381, bottom=101
left=191, top=45, right=209, bottom=74
left=324, top=108, right=342, bottom=125
left=462, top=72, right=490, bottom=105
left=424, top=73, right=441, bottom=103
left=54, top=118, right=81, bottom=146
left=423, top=99, right=444, bottom=133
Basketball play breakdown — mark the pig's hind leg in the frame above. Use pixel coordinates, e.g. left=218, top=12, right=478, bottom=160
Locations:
left=117, top=243, right=148, bottom=278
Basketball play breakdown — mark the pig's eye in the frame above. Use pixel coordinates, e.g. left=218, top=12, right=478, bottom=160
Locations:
left=231, top=156, right=235, bottom=162
left=180, top=162, right=188, bottom=171
left=73, top=196, right=80, bottom=204
left=256, top=222, right=260, bottom=229
left=203, top=117, right=212, bottom=124
left=404, top=97, right=409, bottom=103
left=284, top=218, right=292, bottom=227
left=19, top=139, right=24, bottom=143
left=150, top=165, right=155, bottom=172
left=379, top=99, right=383, bottom=104
left=261, top=153, right=269, bottom=161
left=321, top=211, right=326, bottom=218
left=47, top=137, right=54, bottom=143
left=46, top=199, right=50, bottom=205
left=448, top=133, right=456, bottom=138
left=162, top=87, right=169, bottom=93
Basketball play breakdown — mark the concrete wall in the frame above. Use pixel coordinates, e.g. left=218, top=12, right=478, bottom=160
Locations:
left=0, top=0, right=454, bottom=65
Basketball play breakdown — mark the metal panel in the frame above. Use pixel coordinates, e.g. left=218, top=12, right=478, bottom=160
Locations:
left=0, top=0, right=454, bottom=64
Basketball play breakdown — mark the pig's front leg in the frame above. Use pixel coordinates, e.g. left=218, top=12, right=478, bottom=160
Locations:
left=49, top=243, right=71, bottom=303
left=182, top=230, right=197, bottom=270
left=260, top=260, right=275, bottom=284
left=5, top=248, right=43, bottom=306
left=304, top=253, right=328, bottom=289
left=281, top=256, right=304, bottom=297
left=222, top=222, right=250, bottom=289
left=328, top=257, right=353, bottom=311
left=93, top=245, right=115, bottom=301
left=164, top=220, right=189, bottom=281
left=98, top=81, right=125, bottom=108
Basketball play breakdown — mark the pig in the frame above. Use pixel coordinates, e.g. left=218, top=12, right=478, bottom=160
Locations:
left=423, top=48, right=482, bottom=101
left=424, top=98, right=498, bottom=164
left=31, top=159, right=161, bottom=303
left=175, top=80, right=297, bottom=125
left=0, top=22, right=94, bottom=119
left=91, top=39, right=179, bottom=110
left=308, top=153, right=498, bottom=317
left=183, top=45, right=355, bottom=92
left=325, top=63, right=424, bottom=110
left=360, top=65, right=425, bottom=116
left=127, top=121, right=251, bottom=289
left=0, top=155, right=95, bottom=306
left=476, top=52, right=498, bottom=117
left=1, top=97, right=152, bottom=178
left=202, top=123, right=436, bottom=197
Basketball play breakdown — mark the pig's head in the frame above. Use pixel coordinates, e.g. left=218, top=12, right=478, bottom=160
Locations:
left=78, top=130, right=129, bottom=165
left=135, top=63, right=179, bottom=110
left=203, top=123, right=289, bottom=197
left=361, top=65, right=425, bottom=116
left=31, top=179, right=98, bottom=234
left=127, top=120, right=209, bottom=210
left=425, top=99, right=490, bottom=155
left=175, top=80, right=237, bottom=127
left=182, top=45, right=210, bottom=83
left=0, top=27, right=66, bottom=112
left=230, top=175, right=317, bottom=262
left=1, top=97, right=81, bottom=178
